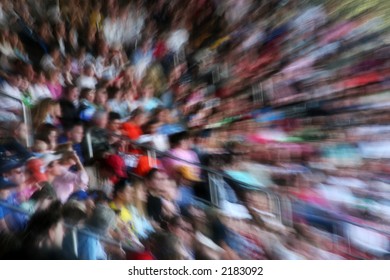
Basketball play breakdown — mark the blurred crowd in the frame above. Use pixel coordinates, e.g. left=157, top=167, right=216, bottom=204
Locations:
left=0, top=0, right=390, bottom=260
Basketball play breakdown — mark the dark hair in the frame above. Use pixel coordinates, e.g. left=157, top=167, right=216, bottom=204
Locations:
left=112, top=178, right=133, bottom=198
left=64, top=85, right=78, bottom=96
left=169, top=131, right=190, bottom=148
left=64, top=121, right=84, bottom=133
left=145, top=168, right=159, bottom=181
left=80, top=88, right=95, bottom=99
left=24, top=200, right=63, bottom=246
left=108, top=112, right=121, bottom=122
left=35, top=123, right=57, bottom=144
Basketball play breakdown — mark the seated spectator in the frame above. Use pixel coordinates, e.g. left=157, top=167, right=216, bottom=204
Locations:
left=45, top=69, right=63, bottom=100
left=59, top=86, right=80, bottom=129
left=52, top=151, right=89, bottom=203
left=163, top=131, right=201, bottom=179
left=76, top=63, right=98, bottom=90
left=9, top=201, right=72, bottom=259
left=139, top=84, right=162, bottom=113
left=29, top=70, right=52, bottom=104
left=0, top=73, right=23, bottom=122
left=76, top=204, right=116, bottom=260
left=122, top=108, right=147, bottom=140
left=58, top=122, right=85, bottom=165
left=78, top=88, right=97, bottom=122
left=32, top=98, right=62, bottom=129
left=35, top=123, right=59, bottom=152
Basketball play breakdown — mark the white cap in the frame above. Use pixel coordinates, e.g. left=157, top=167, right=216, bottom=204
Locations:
left=41, top=153, right=62, bottom=168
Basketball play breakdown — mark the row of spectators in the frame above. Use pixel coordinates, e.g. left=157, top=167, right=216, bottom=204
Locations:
left=0, top=0, right=389, bottom=259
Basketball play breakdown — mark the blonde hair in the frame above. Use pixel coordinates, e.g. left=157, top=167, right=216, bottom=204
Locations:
left=32, top=98, right=58, bottom=130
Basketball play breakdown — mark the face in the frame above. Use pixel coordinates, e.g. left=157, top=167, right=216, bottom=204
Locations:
left=4, top=167, right=25, bottom=186
left=107, top=119, right=121, bottom=132
left=14, top=123, right=27, bottom=141
left=135, top=184, right=146, bottom=202
left=68, top=125, right=84, bottom=143
left=118, top=184, right=134, bottom=204
left=48, top=130, right=58, bottom=144
left=52, top=104, right=62, bottom=118
left=175, top=219, right=194, bottom=247
left=149, top=171, right=169, bottom=193
left=95, top=113, right=108, bottom=129
left=143, top=85, right=155, bottom=98
left=48, top=160, right=62, bottom=176
left=67, top=88, right=79, bottom=102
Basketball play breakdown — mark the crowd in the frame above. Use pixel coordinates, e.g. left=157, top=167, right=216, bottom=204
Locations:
left=0, top=0, right=389, bottom=260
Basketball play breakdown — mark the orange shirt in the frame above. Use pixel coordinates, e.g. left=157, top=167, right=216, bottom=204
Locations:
left=122, top=122, right=142, bottom=140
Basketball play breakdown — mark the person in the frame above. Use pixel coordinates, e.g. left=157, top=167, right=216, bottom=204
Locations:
left=58, top=122, right=85, bottom=165
left=175, top=165, right=201, bottom=208
left=129, top=178, right=154, bottom=240
left=78, top=88, right=97, bottom=122
left=163, top=131, right=201, bottom=179
left=166, top=215, right=196, bottom=260
left=0, top=154, right=30, bottom=233
left=109, top=178, right=142, bottom=249
left=139, top=84, right=162, bottom=113
left=59, top=86, right=80, bottom=129
left=82, top=110, right=110, bottom=163
left=76, top=204, right=116, bottom=260
left=35, top=123, right=59, bottom=152
left=86, top=153, right=127, bottom=197
left=52, top=151, right=89, bottom=203
left=9, top=201, right=72, bottom=259
left=121, top=108, right=147, bottom=141
left=41, top=152, right=64, bottom=185
left=0, top=73, right=23, bottom=122
left=76, top=63, right=98, bottom=90
left=144, top=168, right=173, bottom=227
left=31, top=98, right=62, bottom=129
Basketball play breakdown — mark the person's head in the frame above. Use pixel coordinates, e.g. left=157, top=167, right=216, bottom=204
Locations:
left=142, top=119, right=160, bottom=135
left=169, top=131, right=191, bottom=149
left=91, top=110, right=108, bottom=129
left=35, top=123, right=58, bottom=150
left=80, top=88, right=96, bottom=103
left=10, top=121, right=27, bottom=143
left=145, top=168, right=169, bottom=194
left=62, top=200, right=87, bottom=226
left=64, top=86, right=79, bottom=102
left=142, top=84, right=155, bottom=99
left=95, top=87, right=108, bottom=106
left=3, top=166, right=26, bottom=187
left=149, top=232, right=183, bottom=260
left=83, top=63, right=95, bottom=77
left=54, top=21, right=66, bottom=38
left=131, top=108, right=147, bottom=126
left=65, top=122, right=84, bottom=144
left=167, top=215, right=195, bottom=248
left=42, top=153, right=63, bottom=178
left=32, top=140, right=48, bottom=154
left=107, top=112, right=122, bottom=132
left=32, top=98, right=58, bottom=128
left=112, top=178, right=134, bottom=205
left=24, top=200, right=64, bottom=249
left=86, top=204, right=116, bottom=235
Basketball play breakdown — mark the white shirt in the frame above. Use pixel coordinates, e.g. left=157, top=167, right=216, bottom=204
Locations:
left=76, top=75, right=97, bottom=89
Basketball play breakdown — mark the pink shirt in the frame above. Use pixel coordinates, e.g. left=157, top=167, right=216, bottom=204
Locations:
left=52, top=167, right=89, bottom=202
left=46, top=82, right=63, bottom=100
left=162, top=148, right=201, bottom=178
